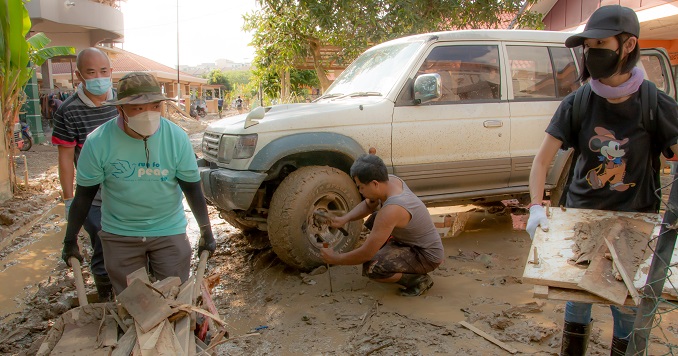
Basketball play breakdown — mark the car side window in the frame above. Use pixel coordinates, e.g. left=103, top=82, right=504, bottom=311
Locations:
left=507, top=45, right=557, bottom=99
left=415, top=45, right=501, bottom=103
left=550, top=47, right=580, bottom=97
left=641, top=54, right=668, bottom=93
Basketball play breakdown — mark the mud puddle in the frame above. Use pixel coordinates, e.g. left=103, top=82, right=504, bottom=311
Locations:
left=0, top=205, right=65, bottom=322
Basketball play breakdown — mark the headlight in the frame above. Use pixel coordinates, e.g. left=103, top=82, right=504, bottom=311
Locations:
left=233, top=134, right=258, bottom=159
left=217, top=134, right=258, bottom=162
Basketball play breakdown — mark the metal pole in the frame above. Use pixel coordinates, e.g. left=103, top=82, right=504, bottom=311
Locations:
left=176, top=0, right=181, bottom=100
left=627, top=176, right=678, bottom=355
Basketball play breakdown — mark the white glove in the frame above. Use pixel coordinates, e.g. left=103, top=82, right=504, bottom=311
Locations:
left=64, top=198, right=73, bottom=220
left=526, top=205, right=549, bottom=240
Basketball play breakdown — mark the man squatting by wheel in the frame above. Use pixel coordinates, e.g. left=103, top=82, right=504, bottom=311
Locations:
left=320, top=154, right=444, bottom=297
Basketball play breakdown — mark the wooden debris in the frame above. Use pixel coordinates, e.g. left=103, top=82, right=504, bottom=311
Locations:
left=111, top=324, right=136, bottom=356
left=459, top=320, right=518, bottom=354
left=116, top=279, right=174, bottom=333
left=605, top=238, right=642, bottom=305
left=174, top=279, right=196, bottom=355
left=99, top=315, right=118, bottom=347
left=578, top=221, right=628, bottom=305
left=152, top=276, right=182, bottom=297
left=126, top=266, right=151, bottom=286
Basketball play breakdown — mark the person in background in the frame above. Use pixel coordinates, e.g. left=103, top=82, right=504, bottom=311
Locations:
left=61, top=72, right=216, bottom=295
left=526, top=5, right=678, bottom=355
left=235, top=95, right=243, bottom=113
left=217, top=96, right=224, bottom=117
left=52, top=47, right=118, bottom=301
left=320, top=154, right=444, bottom=297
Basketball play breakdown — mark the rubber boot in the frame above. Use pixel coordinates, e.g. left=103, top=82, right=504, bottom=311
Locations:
left=610, top=336, right=629, bottom=356
left=397, top=273, right=434, bottom=297
left=93, top=274, right=113, bottom=302
left=560, top=320, right=591, bottom=356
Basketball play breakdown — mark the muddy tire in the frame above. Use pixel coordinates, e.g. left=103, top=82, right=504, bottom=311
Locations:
left=268, top=166, right=362, bottom=271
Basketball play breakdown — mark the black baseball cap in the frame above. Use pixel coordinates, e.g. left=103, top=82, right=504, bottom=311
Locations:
left=565, top=5, right=640, bottom=48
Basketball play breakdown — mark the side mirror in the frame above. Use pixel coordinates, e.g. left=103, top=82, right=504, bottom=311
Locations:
left=414, top=73, right=442, bottom=104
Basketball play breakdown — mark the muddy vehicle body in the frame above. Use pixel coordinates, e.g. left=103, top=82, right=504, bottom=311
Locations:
left=198, top=29, right=675, bottom=270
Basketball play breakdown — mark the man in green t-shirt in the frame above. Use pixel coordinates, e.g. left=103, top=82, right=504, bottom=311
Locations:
left=61, top=72, right=216, bottom=295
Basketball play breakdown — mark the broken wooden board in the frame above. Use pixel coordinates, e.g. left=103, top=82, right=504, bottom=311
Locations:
left=99, top=315, right=118, bottom=347
left=523, top=207, right=678, bottom=302
left=111, top=324, right=136, bottom=356
left=605, top=238, right=642, bottom=305
left=116, top=279, right=174, bottom=333
left=459, top=321, right=518, bottom=354
left=126, top=266, right=151, bottom=286
left=577, top=221, right=629, bottom=305
left=135, top=319, right=183, bottom=355
left=533, top=285, right=638, bottom=306
left=152, top=276, right=182, bottom=297
left=174, top=278, right=196, bottom=355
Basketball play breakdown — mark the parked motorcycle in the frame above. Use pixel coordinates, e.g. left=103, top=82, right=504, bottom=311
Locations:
left=19, top=121, right=32, bottom=151
left=196, top=105, right=207, bottom=118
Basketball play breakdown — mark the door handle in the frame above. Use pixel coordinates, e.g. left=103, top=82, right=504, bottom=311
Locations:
left=483, top=120, right=503, bottom=128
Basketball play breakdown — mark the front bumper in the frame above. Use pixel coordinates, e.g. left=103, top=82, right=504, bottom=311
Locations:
left=199, top=166, right=267, bottom=211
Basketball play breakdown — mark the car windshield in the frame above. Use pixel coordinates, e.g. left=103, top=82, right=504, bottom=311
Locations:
left=322, top=41, right=424, bottom=98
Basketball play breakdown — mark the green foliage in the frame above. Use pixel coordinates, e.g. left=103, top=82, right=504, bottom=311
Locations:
left=244, top=0, right=543, bottom=94
left=223, top=70, right=252, bottom=86
left=1, top=0, right=74, bottom=195
left=204, top=69, right=232, bottom=91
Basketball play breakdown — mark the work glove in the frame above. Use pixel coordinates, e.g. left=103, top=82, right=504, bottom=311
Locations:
left=62, top=240, right=83, bottom=267
left=63, top=198, right=73, bottom=220
left=198, top=227, right=216, bottom=258
left=526, top=205, right=549, bottom=240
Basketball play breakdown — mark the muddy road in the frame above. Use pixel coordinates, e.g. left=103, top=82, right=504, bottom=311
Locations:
left=1, top=114, right=677, bottom=355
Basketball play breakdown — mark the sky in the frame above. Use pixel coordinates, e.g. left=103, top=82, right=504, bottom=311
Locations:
left=118, top=0, right=258, bottom=68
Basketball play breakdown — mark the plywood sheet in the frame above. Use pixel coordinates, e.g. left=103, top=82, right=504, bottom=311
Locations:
left=523, top=207, right=678, bottom=301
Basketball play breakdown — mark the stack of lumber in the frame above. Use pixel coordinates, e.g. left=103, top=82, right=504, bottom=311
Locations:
left=36, top=267, right=226, bottom=355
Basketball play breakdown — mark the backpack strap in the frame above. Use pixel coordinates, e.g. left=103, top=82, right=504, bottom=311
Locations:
left=640, top=80, right=658, bottom=137
left=571, top=82, right=591, bottom=138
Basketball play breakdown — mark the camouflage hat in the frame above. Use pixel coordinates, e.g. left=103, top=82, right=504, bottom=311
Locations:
left=103, top=72, right=173, bottom=105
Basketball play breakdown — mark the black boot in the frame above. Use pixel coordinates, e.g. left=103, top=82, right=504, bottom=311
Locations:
left=560, top=320, right=591, bottom=356
left=610, top=336, right=629, bottom=356
left=93, top=274, right=113, bottom=302
left=397, top=273, right=434, bottom=297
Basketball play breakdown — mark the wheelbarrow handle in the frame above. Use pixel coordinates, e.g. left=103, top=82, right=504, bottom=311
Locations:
left=193, top=250, right=210, bottom=304
left=69, top=257, right=88, bottom=306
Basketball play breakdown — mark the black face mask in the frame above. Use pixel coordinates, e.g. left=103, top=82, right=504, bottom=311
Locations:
left=585, top=47, right=621, bottom=79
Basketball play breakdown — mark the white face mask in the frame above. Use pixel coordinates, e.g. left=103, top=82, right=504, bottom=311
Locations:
left=125, top=111, right=161, bottom=137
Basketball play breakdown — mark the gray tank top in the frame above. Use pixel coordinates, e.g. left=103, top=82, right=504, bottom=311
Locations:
left=382, top=176, right=444, bottom=263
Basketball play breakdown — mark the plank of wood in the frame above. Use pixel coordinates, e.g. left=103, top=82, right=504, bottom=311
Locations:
left=605, top=238, right=642, bottom=305
left=459, top=321, right=518, bottom=354
left=126, top=266, right=151, bottom=287
left=117, top=279, right=174, bottom=333
left=533, top=285, right=549, bottom=299
left=100, top=315, right=118, bottom=347
left=152, top=276, right=181, bottom=296
left=536, top=286, right=637, bottom=306
left=174, top=278, right=195, bottom=355
left=577, top=223, right=629, bottom=306
left=111, top=324, right=136, bottom=356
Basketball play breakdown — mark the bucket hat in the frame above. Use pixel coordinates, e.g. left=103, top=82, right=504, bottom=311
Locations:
left=565, top=5, right=640, bottom=48
left=103, top=72, right=173, bottom=105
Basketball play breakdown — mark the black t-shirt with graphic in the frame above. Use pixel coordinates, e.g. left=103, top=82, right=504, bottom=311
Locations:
left=546, top=87, right=678, bottom=213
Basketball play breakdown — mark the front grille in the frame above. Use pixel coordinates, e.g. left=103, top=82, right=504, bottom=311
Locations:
left=202, top=132, right=221, bottom=162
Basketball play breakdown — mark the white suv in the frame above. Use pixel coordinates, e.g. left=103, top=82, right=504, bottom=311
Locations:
left=199, top=29, right=675, bottom=270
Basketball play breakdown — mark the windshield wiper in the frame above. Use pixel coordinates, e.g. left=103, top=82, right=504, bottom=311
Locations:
left=315, top=93, right=344, bottom=101
left=334, top=91, right=382, bottom=100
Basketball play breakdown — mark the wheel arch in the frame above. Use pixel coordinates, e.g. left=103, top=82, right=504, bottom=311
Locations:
left=249, top=132, right=366, bottom=175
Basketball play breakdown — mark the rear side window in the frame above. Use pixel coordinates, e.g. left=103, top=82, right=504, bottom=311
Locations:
left=415, top=45, right=501, bottom=103
left=507, top=45, right=578, bottom=100
left=641, top=54, right=668, bottom=93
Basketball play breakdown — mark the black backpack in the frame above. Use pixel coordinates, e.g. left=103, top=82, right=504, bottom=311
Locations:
left=557, top=80, right=659, bottom=207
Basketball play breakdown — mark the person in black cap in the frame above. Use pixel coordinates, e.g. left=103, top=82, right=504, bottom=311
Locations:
left=526, top=5, right=678, bottom=355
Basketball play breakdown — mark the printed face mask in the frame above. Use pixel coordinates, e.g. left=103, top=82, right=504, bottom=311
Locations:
left=585, top=48, right=621, bottom=80
left=84, top=77, right=112, bottom=96
left=125, top=110, right=161, bottom=137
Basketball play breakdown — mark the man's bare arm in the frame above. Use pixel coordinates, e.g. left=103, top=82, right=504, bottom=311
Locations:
left=57, top=146, right=76, bottom=199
